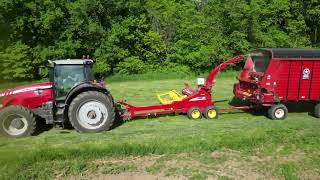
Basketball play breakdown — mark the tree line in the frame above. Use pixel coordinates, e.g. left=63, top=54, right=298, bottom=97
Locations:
left=0, top=0, right=319, bottom=80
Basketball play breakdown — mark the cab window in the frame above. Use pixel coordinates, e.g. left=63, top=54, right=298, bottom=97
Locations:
left=54, top=65, right=85, bottom=99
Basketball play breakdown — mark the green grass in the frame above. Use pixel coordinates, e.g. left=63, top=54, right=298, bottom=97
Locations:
left=0, top=72, right=320, bottom=179
left=106, top=72, right=195, bottom=83
left=106, top=70, right=240, bottom=83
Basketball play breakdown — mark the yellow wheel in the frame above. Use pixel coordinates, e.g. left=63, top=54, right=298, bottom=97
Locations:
left=187, top=107, right=202, bottom=119
left=204, top=106, right=218, bottom=119
left=191, top=110, right=201, bottom=119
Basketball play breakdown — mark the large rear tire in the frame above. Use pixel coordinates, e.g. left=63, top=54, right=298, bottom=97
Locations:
left=68, top=91, right=115, bottom=133
left=0, top=106, right=36, bottom=138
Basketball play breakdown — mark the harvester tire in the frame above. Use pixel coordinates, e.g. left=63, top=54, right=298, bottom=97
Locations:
left=187, top=107, right=202, bottom=120
left=268, top=104, right=288, bottom=120
left=204, top=106, right=218, bottom=119
left=314, top=104, right=320, bottom=118
left=0, top=106, right=36, bottom=138
left=68, top=91, right=115, bottom=133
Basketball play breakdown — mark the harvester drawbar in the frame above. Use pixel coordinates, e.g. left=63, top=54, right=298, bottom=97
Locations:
left=117, top=55, right=252, bottom=120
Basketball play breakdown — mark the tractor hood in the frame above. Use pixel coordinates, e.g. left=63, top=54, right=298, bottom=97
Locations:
left=0, top=82, right=52, bottom=98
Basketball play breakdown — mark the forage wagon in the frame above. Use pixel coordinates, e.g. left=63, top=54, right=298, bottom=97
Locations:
left=234, top=48, right=320, bottom=119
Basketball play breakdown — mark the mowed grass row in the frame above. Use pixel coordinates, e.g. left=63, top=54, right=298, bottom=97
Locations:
left=0, top=72, right=320, bottom=179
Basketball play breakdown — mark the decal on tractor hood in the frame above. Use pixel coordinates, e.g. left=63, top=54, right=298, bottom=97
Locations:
left=0, top=85, right=52, bottom=97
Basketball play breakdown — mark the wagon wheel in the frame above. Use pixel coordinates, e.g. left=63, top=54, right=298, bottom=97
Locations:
left=314, top=104, right=320, bottom=118
left=187, top=107, right=202, bottom=120
left=203, top=106, right=218, bottom=119
left=268, top=104, right=288, bottom=120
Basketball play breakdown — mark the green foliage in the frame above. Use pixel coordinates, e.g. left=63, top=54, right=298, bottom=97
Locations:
left=115, top=56, right=147, bottom=75
left=0, top=41, right=33, bottom=80
left=94, top=15, right=166, bottom=75
left=0, top=0, right=319, bottom=80
left=151, top=61, right=191, bottom=75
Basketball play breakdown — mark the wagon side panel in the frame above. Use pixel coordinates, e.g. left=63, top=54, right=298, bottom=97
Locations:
left=287, top=61, right=302, bottom=100
left=310, top=61, right=320, bottom=100
left=275, top=61, right=290, bottom=101
left=298, top=61, right=313, bottom=100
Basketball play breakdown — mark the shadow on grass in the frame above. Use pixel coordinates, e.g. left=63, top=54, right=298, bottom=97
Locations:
left=33, top=117, right=53, bottom=136
left=221, top=97, right=267, bottom=117
left=113, top=113, right=178, bottom=129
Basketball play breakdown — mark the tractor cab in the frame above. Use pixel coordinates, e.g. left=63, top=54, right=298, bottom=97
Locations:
left=46, top=59, right=114, bottom=131
left=48, top=59, right=95, bottom=100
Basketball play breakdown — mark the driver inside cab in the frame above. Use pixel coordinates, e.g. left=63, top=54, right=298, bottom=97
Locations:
left=55, top=66, right=85, bottom=99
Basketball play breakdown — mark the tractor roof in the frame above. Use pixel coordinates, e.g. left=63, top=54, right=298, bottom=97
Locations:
left=49, top=59, right=94, bottom=65
left=254, top=48, right=320, bottom=59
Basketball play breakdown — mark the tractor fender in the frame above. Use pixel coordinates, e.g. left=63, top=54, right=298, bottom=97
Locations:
left=65, top=82, right=114, bottom=107
left=61, top=82, right=114, bottom=123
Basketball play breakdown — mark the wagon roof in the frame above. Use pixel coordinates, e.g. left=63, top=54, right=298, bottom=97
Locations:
left=256, top=48, right=320, bottom=59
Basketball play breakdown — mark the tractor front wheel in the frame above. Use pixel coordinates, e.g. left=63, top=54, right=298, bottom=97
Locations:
left=187, top=107, right=202, bottom=120
left=68, top=91, right=115, bottom=133
left=268, top=104, right=288, bottom=120
left=0, top=106, right=36, bottom=137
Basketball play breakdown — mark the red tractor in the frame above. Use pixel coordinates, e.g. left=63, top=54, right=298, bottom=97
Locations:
left=0, top=59, right=115, bottom=137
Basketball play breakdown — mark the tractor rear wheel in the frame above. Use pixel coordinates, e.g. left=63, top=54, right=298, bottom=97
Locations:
left=0, top=106, right=36, bottom=137
left=204, top=106, right=218, bottom=119
left=187, top=107, right=202, bottom=120
left=268, top=104, right=288, bottom=120
left=314, top=104, right=320, bottom=118
left=68, top=91, right=115, bottom=133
